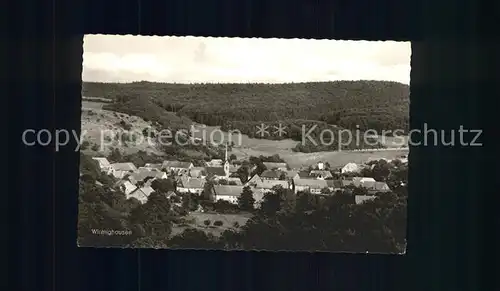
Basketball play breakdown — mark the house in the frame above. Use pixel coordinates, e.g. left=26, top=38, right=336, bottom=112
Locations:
left=309, top=170, right=333, bottom=180
left=341, top=162, right=360, bottom=174
left=110, top=162, right=137, bottom=172
left=128, top=168, right=167, bottom=185
left=111, top=170, right=129, bottom=179
left=206, top=159, right=223, bottom=167
left=165, top=190, right=177, bottom=199
left=263, top=162, right=288, bottom=171
left=244, top=174, right=264, bottom=188
left=128, top=186, right=155, bottom=204
left=92, top=157, right=111, bottom=173
left=260, top=170, right=282, bottom=180
left=259, top=179, right=291, bottom=192
left=355, top=195, right=377, bottom=205
left=362, top=181, right=391, bottom=194
left=326, top=179, right=343, bottom=192
left=293, top=179, right=329, bottom=194
left=352, top=177, right=376, bottom=183
left=205, top=167, right=229, bottom=180
left=294, top=170, right=313, bottom=179
left=143, top=163, right=162, bottom=170
left=176, top=177, right=206, bottom=194
left=115, top=180, right=137, bottom=195
left=212, top=185, right=244, bottom=204
left=188, top=167, right=206, bottom=178
left=161, top=161, right=193, bottom=173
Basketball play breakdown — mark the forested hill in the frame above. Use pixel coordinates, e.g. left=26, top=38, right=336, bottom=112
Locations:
left=82, top=81, right=410, bottom=134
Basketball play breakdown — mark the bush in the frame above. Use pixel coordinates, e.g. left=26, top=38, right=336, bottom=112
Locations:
left=213, top=220, right=223, bottom=227
left=91, top=144, right=100, bottom=151
left=203, top=220, right=211, bottom=226
left=233, top=221, right=240, bottom=228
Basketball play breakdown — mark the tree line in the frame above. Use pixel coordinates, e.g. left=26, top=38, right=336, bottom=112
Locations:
left=82, top=81, right=409, bottom=144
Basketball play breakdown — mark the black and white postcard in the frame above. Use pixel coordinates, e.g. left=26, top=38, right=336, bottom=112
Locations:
left=78, top=35, right=410, bottom=253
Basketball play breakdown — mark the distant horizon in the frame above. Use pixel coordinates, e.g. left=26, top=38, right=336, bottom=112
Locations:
left=83, top=35, right=411, bottom=85
left=82, top=79, right=410, bottom=86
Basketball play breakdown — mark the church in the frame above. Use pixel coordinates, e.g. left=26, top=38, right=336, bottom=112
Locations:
left=204, top=143, right=230, bottom=180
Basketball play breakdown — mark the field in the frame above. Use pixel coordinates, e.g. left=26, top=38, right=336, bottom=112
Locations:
left=171, top=212, right=253, bottom=237
left=191, top=125, right=409, bottom=168
left=81, top=102, right=408, bottom=168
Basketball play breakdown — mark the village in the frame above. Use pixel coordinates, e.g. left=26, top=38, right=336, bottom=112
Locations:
left=86, top=142, right=409, bottom=211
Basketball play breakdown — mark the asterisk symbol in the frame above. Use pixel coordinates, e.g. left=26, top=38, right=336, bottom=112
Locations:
left=256, top=123, right=269, bottom=137
left=273, top=123, right=287, bottom=137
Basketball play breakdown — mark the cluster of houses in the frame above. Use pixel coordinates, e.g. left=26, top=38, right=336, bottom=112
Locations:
left=89, top=146, right=408, bottom=208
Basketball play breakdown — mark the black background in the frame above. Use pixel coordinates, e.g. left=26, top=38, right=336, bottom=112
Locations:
left=9, top=0, right=489, bottom=290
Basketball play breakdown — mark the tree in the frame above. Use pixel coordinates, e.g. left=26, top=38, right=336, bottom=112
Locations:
left=238, top=186, right=255, bottom=211
left=203, top=220, right=211, bottom=226
left=229, top=154, right=237, bottom=161
left=129, top=191, right=173, bottom=238
left=260, top=192, right=281, bottom=216
left=108, top=148, right=122, bottom=162
left=151, top=178, right=176, bottom=193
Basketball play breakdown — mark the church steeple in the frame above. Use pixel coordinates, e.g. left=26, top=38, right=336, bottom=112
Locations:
left=225, top=142, right=228, bottom=162
left=224, top=142, right=229, bottom=178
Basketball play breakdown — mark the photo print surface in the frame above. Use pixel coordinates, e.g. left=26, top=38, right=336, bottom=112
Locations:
left=78, top=35, right=410, bottom=253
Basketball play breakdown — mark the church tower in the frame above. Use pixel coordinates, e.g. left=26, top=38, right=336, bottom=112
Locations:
left=223, top=142, right=230, bottom=178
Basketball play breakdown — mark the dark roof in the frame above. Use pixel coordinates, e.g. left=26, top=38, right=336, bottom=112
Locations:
left=310, top=170, right=333, bottom=178
left=213, top=185, right=244, bottom=197
left=293, top=179, right=328, bottom=188
left=297, top=171, right=313, bottom=178
left=260, top=170, right=282, bottom=179
left=326, top=179, right=343, bottom=188
left=178, top=177, right=206, bottom=188
left=205, top=167, right=226, bottom=176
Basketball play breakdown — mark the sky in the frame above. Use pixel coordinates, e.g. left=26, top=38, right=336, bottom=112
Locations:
left=82, top=35, right=411, bottom=84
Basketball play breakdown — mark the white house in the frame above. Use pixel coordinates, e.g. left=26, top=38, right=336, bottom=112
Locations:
left=143, top=163, right=162, bottom=170
left=244, top=174, right=263, bottom=188
left=212, top=185, right=244, bottom=204
left=92, top=157, right=111, bottom=173
left=352, top=177, right=376, bottom=183
left=341, top=162, right=360, bottom=174
left=259, top=179, right=291, bottom=192
left=177, top=177, right=206, bottom=194
left=316, top=161, right=325, bottom=170
left=293, top=178, right=329, bottom=194
left=128, top=186, right=155, bottom=204
left=128, top=168, right=167, bottom=185
left=309, top=170, right=333, bottom=180
left=206, top=159, right=223, bottom=167
left=162, top=161, right=193, bottom=173
left=115, top=180, right=137, bottom=195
